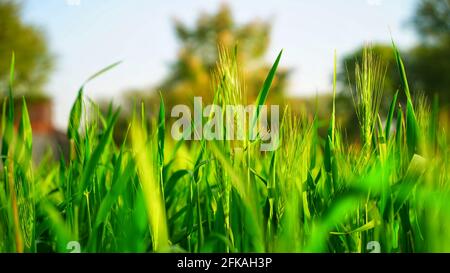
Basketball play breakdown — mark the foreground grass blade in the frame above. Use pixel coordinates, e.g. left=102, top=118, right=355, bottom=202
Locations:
left=158, top=92, right=165, bottom=167
left=0, top=43, right=448, bottom=254
left=80, top=110, right=119, bottom=192
left=19, top=98, right=32, bottom=153
left=131, top=122, right=169, bottom=252
left=68, top=61, right=122, bottom=141
left=82, top=61, right=122, bottom=86
left=392, top=41, right=420, bottom=156
left=2, top=53, right=15, bottom=163
left=385, top=90, right=398, bottom=140
left=250, top=50, right=283, bottom=139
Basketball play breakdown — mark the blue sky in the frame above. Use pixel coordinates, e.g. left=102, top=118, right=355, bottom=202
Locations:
left=21, top=0, right=418, bottom=129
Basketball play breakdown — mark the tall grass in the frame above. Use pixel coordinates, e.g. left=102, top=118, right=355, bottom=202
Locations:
left=0, top=44, right=449, bottom=253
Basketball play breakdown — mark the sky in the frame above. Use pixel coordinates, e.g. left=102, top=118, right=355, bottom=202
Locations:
left=21, top=0, right=419, bottom=129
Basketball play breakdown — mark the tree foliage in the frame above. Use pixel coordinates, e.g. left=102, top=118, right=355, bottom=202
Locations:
left=412, top=0, right=450, bottom=43
left=0, top=0, right=53, bottom=96
left=340, top=0, right=450, bottom=106
left=159, top=4, right=289, bottom=108
left=409, top=0, right=450, bottom=103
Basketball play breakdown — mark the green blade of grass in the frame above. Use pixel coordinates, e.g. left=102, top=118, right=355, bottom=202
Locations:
left=385, top=90, right=398, bottom=140
left=68, top=61, right=122, bottom=140
left=250, top=50, right=283, bottom=139
left=19, top=98, right=32, bottom=152
left=2, top=53, right=16, bottom=163
left=395, top=104, right=404, bottom=144
left=94, top=159, right=135, bottom=228
left=429, top=94, right=439, bottom=149
left=40, top=201, right=73, bottom=252
left=392, top=40, right=420, bottom=156
left=8, top=52, right=15, bottom=121
left=82, top=61, right=122, bottom=86
left=80, top=109, right=120, bottom=192
left=158, top=92, right=165, bottom=167
left=392, top=41, right=411, bottom=102
left=131, top=120, right=169, bottom=252
left=330, top=219, right=376, bottom=235
left=406, top=101, right=420, bottom=156
left=164, top=169, right=190, bottom=197
left=329, top=50, right=337, bottom=142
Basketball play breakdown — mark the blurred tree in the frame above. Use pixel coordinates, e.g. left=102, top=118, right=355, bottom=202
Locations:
left=0, top=0, right=53, bottom=96
left=158, top=4, right=289, bottom=108
left=412, top=0, right=450, bottom=43
left=339, top=0, right=450, bottom=111
left=409, top=0, right=450, bottom=103
left=336, top=0, right=450, bottom=142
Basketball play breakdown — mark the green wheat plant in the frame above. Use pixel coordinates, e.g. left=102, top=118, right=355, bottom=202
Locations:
left=0, top=43, right=449, bottom=253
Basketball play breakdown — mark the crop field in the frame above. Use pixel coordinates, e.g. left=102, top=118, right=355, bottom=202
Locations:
left=0, top=44, right=449, bottom=253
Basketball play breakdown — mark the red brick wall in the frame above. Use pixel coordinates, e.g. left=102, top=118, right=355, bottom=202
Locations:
left=26, top=100, right=54, bottom=133
left=11, top=98, right=55, bottom=134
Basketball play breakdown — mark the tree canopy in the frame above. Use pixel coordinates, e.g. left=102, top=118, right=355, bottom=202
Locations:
left=0, top=0, right=53, bottom=96
left=409, top=0, right=450, bottom=103
left=413, top=0, right=450, bottom=43
left=339, top=0, right=450, bottom=106
left=158, top=4, right=289, bottom=108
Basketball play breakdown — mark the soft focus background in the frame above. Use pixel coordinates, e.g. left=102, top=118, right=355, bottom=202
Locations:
left=0, top=0, right=449, bottom=158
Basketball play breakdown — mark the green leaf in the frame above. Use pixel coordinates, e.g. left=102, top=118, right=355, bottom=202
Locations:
left=2, top=53, right=16, bottom=162
left=329, top=50, right=337, bottom=143
left=392, top=41, right=412, bottom=102
left=395, top=105, right=404, bottom=144
left=158, top=92, right=165, bottom=167
left=94, top=159, right=135, bottom=228
left=330, top=219, right=376, bottom=235
left=40, top=201, right=73, bottom=252
left=68, top=61, right=122, bottom=140
left=80, top=109, right=120, bottom=192
left=164, top=169, right=190, bottom=197
left=430, top=94, right=439, bottom=148
left=68, top=89, right=83, bottom=140
left=250, top=50, right=283, bottom=139
left=406, top=100, right=420, bottom=156
left=19, top=97, right=32, bottom=152
left=392, top=41, right=420, bottom=156
left=385, top=90, right=398, bottom=140
left=8, top=52, right=15, bottom=123
left=324, top=136, right=333, bottom=173
left=82, top=61, right=122, bottom=86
